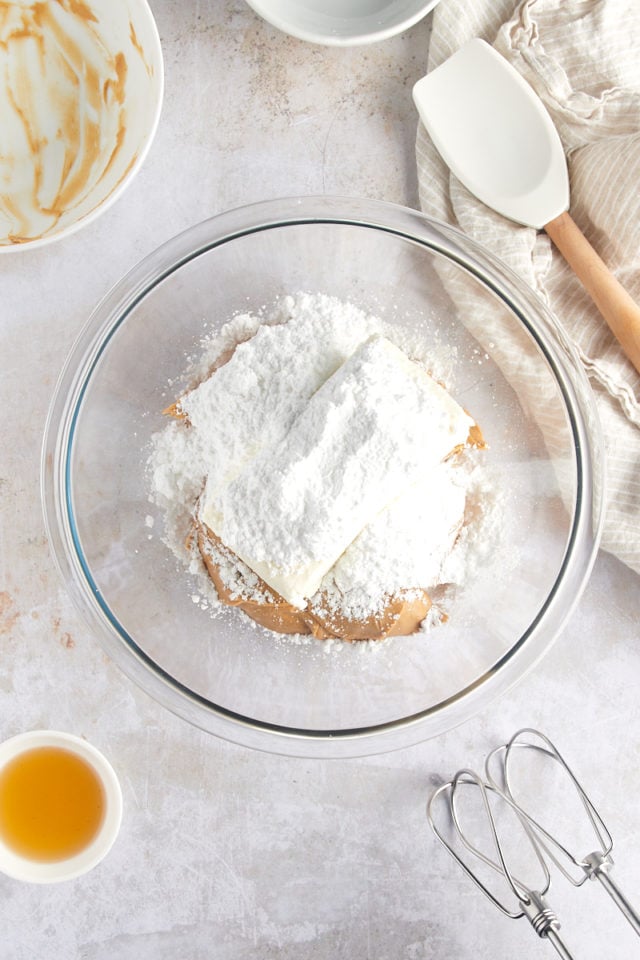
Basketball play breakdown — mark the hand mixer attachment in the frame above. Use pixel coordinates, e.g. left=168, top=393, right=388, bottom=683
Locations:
left=427, top=728, right=640, bottom=955
left=485, top=728, right=640, bottom=936
left=428, top=768, right=576, bottom=958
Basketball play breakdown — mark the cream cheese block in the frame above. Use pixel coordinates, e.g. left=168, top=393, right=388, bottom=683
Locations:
left=201, top=335, right=475, bottom=608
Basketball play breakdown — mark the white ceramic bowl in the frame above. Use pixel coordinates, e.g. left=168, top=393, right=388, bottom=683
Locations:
left=0, top=0, right=163, bottom=251
left=0, top=731, right=122, bottom=883
left=244, top=0, right=440, bottom=46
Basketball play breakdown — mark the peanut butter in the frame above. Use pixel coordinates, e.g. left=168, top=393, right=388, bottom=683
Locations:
left=197, top=524, right=432, bottom=641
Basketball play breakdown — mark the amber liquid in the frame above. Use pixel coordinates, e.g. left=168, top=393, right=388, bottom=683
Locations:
left=0, top=746, right=106, bottom=862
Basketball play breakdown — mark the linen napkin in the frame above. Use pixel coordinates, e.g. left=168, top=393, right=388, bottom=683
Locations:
left=416, top=0, right=640, bottom=575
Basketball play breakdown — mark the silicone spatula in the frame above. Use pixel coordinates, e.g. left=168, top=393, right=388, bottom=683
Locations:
left=413, top=38, right=640, bottom=374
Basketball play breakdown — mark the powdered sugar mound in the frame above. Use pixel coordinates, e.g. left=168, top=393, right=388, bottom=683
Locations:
left=324, top=461, right=467, bottom=619
left=204, top=336, right=473, bottom=606
left=149, top=420, right=202, bottom=562
left=182, top=293, right=397, bottom=499
left=147, top=292, right=492, bottom=639
left=441, top=456, right=507, bottom=587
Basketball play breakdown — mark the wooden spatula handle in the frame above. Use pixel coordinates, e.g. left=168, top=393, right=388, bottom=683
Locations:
left=544, top=211, right=640, bottom=375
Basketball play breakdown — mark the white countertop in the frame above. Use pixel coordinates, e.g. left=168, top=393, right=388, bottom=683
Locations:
left=2, top=3, right=639, bottom=957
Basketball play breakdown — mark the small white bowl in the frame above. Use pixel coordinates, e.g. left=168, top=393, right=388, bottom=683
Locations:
left=244, top=0, right=440, bottom=46
left=0, top=0, right=163, bottom=251
left=0, top=731, right=122, bottom=883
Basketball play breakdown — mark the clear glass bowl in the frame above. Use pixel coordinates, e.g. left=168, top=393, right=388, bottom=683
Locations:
left=42, top=197, right=604, bottom=758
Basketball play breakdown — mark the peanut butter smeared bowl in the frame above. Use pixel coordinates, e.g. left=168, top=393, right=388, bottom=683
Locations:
left=42, top=197, right=604, bottom=758
left=0, top=0, right=163, bottom=250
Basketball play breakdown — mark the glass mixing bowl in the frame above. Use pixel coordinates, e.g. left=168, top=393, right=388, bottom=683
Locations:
left=42, top=197, right=604, bottom=758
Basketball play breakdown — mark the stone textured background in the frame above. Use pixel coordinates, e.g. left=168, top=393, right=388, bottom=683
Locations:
left=1, top=2, right=639, bottom=957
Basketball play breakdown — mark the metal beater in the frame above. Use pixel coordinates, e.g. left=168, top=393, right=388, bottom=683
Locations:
left=428, top=768, right=576, bottom=958
left=427, top=728, right=640, bottom=955
left=485, top=728, right=640, bottom=936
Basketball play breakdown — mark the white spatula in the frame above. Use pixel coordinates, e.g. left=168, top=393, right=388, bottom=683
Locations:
left=413, top=38, right=640, bottom=374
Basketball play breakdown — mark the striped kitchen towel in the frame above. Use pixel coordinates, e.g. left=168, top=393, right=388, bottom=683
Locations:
left=417, top=0, right=640, bottom=575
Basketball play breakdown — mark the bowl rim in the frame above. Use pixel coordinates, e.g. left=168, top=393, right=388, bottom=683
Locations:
left=0, top=0, right=164, bottom=254
left=41, top=196, right=605, bottom=758
left=243, top=0, right=440, bottom=46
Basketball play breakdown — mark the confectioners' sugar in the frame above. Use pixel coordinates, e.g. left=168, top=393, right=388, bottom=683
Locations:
left=147, top=292, right=487, bottom=636
left=149, top=293, right=395, bottom=596
left=202, top=336, right=473, bottom=607
left=323, top=463, right=466, bottom=619
left=199, top=531, right=273, bottom=604
left=180, top=293, right=395, bottom=499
